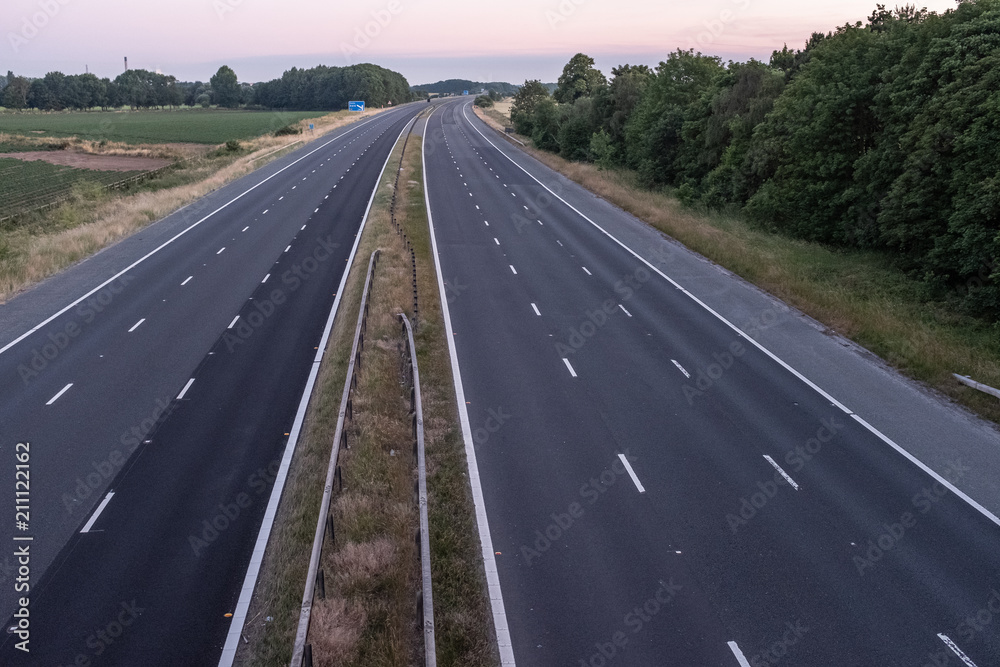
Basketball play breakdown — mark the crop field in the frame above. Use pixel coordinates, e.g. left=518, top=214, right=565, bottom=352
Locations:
left=0, top=108, right=329, bottom=144
left=0, top=157, right=142, bottom=215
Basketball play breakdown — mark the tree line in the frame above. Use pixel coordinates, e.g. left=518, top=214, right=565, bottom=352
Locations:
left=251, top=64, right=411, bottom=110
left=1, top=63, right=413, bottom=112
left=511, top=1, right=1000, bottom=320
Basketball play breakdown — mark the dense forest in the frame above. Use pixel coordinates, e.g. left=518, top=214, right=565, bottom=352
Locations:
left=0, top=63, right=413, bottom=111
left=252, top=64, right=411, bottom=109
left=511, top=1, right=1000, bottom=321
left=412, top=79, right=520, bottom=96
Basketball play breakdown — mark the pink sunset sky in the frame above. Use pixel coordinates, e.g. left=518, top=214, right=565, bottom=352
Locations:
left=3, top=0, right=960, bottom=85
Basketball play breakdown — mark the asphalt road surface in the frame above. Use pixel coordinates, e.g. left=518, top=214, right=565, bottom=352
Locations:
left=422, top=99, right=1000, bottom=667
left=0, top=103, right=425, bottom=665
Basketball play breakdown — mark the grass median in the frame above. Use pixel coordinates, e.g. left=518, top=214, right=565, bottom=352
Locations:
left=474, top=106, right=1000, bottom=426
left=236, top=113, right=494, bottom=666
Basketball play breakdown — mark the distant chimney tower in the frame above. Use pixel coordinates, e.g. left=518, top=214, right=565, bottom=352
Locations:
left=124, top=57, right=128, bottom=71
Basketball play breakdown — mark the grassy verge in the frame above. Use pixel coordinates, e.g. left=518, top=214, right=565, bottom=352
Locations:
left=0, top=108, right=388, bottom=304
left=472, top=107, right=1000, bottom=425
left=236, top=114, right=494, bottom=666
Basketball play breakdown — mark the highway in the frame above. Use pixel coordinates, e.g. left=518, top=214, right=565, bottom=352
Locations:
left=422, top=99, right=1000, bottom=666
left=0, top=102, right=425, bottom=664
left=1, top=91, right=998, bottom=667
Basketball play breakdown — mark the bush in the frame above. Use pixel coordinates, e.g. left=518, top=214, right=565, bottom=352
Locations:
left=274, top=124, right=302, bottom=136
left=224, top=140, right=241, bottom=152
left=474, top=95, right=493, bottom=108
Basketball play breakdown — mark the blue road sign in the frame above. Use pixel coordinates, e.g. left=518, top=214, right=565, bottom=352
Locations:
left=463, top=90, right=469, bottom=96
left=349, top=101, right=365, bottom=111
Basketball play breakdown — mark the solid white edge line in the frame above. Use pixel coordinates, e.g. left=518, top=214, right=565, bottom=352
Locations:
left=459, top=102, right=1000, bottom=531
left=176, top=378, right=195, bottom=400
left=0, top=109, right=405, bottom=360
left=728, top=641, right=752, bottom=667
left=422, top=103, right=517, bottom=666
left=938, top=633, right=979, bottom=667
left=227, top=316, right=240, bottom=329
left=617, top=453, right=646, bottom=493
left=763, top=454, right=800, bottom=491
left=217, top=110, right=420, bottom=667
left=46, top=382, right=73, bottom=405
left=531, top=303, right=541, bottom=316
left=80, top=491, right=114, bottom=533
left=563, top=358, right=578, bottom=378
left=128, top=318, right=145, bottom=333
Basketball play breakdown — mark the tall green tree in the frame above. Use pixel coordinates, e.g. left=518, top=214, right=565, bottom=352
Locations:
left=675, top=59, right=785, bottom=206
left=553, top=53, right=607, bottom=104
left=210, top=65, right=241, bottom=108
left=510, top=80, right=550, bottom=136
left=624, top=49, right=724, bottom=184
left=2, top=75, right=30, bottom=109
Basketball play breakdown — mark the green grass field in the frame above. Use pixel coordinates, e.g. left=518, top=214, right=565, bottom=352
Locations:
left=0, top=109, right=328, bottom=144
left=0, top=158, right=142, bottom=214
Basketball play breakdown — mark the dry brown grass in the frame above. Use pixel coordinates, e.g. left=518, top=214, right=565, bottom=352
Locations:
left=309, top=598, right=367, bottom=667
left=471, top=106, right=1000, bottom=424
left=0, top=108, right=392, bottom=304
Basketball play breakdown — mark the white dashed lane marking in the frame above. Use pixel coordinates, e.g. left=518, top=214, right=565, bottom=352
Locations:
left=46, top=383, right=73, bottom=405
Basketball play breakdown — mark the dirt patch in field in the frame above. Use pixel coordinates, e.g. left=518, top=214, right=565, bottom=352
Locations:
left=5, top=151, right=171, bottom=172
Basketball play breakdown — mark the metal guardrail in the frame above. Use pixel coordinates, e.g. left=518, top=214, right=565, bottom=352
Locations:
left=291, top=249, right=380, bottom=667
left=390, top=107, right=433, bottom=326
left=953, top=374, right=1000, bottom=400
left=400, top=313, right=437, bottom=667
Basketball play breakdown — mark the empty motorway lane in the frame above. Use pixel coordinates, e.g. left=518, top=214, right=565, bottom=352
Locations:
left=422, top=99, right=1000, bottom=666
left=0, top=103, right=424, bottom=664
